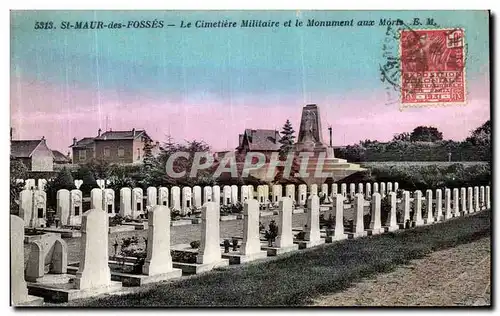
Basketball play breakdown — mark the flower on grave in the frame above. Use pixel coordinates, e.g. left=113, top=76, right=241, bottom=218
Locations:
left=223, top=239, right=231, bottom=253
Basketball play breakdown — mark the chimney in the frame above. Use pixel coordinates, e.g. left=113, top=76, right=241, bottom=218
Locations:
left=73, top=137, right=77, bottom=146
left=132, top=128, right=136, bottom=137
left=98, top=128, right=102, bottom=137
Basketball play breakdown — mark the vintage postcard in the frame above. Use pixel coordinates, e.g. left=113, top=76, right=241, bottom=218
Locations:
left=10, top=10, right=491, bottom=307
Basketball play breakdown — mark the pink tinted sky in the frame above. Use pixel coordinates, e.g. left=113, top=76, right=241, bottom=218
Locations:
left=11, top=74, right=490, bottom=154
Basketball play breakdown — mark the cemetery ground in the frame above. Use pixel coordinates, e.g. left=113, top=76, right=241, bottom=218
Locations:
left=58, top=209, right=490, bottom=307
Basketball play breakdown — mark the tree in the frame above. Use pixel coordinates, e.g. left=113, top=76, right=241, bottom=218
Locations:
left=278, top=119, right=296, bottom=160
left=466, top=120, right=490, bottom=146
left=10, top=159, right=28, bottom=213
left=410, top=126, right=443, bottom=142
left=392, top=132, right=411, bottom=142
left=75, top=165, right=98, bottom=195
left=45, top=167, right=76, bottom=210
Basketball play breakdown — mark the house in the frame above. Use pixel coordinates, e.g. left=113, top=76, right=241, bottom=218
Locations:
left=70, top=128, right=160, bottom=165
left=11, top=137, right=55, bottom=172
left=52, top=150, right=72, bottom=165
left=236, top=129, right=281, bottom=156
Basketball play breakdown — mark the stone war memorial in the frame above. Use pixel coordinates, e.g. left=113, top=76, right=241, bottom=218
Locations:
left=10, top=10, right=491, bottom=308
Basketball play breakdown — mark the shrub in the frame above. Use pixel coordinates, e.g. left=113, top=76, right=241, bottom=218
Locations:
left=190, top=240, right=200, bottom=249
left=264, top=220, right=279, bottom=246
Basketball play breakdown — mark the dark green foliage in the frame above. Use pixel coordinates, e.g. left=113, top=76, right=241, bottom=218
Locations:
left=264, top=220, right=279, bottom=246
left=190, top=240, right=200, bottom=249
left=45, top=167, right=76, bottom=210
left=278, top=119, right=296, bottom=160
left=410, top=126, right=443, bottom=142
left=10, top=159, right=28, bottom=213
left=74, top=211, right=490, bottom=307
left=74, top=166, right=98, bottom=195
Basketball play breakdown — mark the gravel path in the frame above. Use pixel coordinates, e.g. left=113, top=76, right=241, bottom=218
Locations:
left=310, top=237, right=491, bottom=307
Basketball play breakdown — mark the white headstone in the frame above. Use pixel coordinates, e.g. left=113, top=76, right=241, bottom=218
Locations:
left=196, top=202, right=221, bottom=264
left=257, top=185, right=266, bottom=204
left=394, top=182, right=399, bottom=192
left=387, top=182, right=393, bottom=193
left=75, top=209, right=111, bottom=290
left=143, top=205, right=174, bottom=275
left=70, top=189, right=83, bottom=225
left=147, top=187, right=158, bottom=208
left=486, top=186, right=491, bottom=209
left=353, top=193, right=365, bottom=234
left=132, top=188, right=144, bottom=217
left=203, top=186, right=213, bottom=204
left=357, top=183, right=364, bottom=195
left=231, top=185, right=238, bottom=204
left=286, top=184, right=296, bottom=202
left=19, top=189, right=33, bottom=226
left=158, top=187, right=169, bottom=207
left=365, top=183, right=372, bottom=199
left=480, top=186, right=485, bottom=210
left=298, top=184, right=307, bottom=206
left=380, top=182, right=386, bottom=197
left=369, top=193, right=382, bottom=232
left=10, top=215, right=29, bottom=305
left=413, top=190, right=424, bottom=226
left=349, top=183, right=355, bottom=198
left=119, top=188, right=132, bottom=217
left=444, top=189, right=452, bottom=220
left=96, top=179, right=105, bottom=190
left=467, top=187, right=473, bottom=213
left=272, top=184, right=282, bottom=203
left=25, top=179, right=36, bottom=190
left=57, top=189, right=70, bottom=225
left=276, top=197, right=294, bottom=248
left=474, top=186, right=480, bottom=212
left=304, top=195, right=320, bottom=242
left=241, top=199, right=261, bottom=255
left=248, top=185, right=255, bottom=199
left=321, top=183, right=328, bottom=197
left=74, top=179, right=83, bottom=190
left=385, top=192, right=398, bottom=230
left=37, top=179, right=47, bottom=191
left=241, top=185, right=250, bottom=203
left=193, top=186, right=202, bottom=209
left=212, top=185, right=221, bottom=208
left=310, top=184, right=318, bottom=196
left=90, top=188, right=103, bottom=210
left=425, top=189, right=434, bottom=224
left=435, top=189, right=443, bottom=221
left=182, top=187, right=192, bottom=214
left=223, top=185, right=231, bottom=205
left=402, top=190, right=411, bottom=224
left=373, top=183, right=379, bottom=196
left=263, top=185, right=270, bottom=203
left=460, top=187, right=467, bottom=214
left=332, top=194, right=347, bottom=239
left=32, top=190, right=47, bottom=227
left=340, top=183, right=347, bottom=197
left=171, top=186, right=181, bottom=211
left=331, top=183, right=338, bottom=195
left=103, top=188, right=115, bottom=215
left=453, top=188, right=460, bottom=217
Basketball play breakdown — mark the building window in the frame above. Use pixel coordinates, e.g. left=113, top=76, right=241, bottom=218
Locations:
left=118, top=147, right=125, bottom=157
left=104, top=147, right=111, bottom=157
left=79, top=150, right=86, bottom=161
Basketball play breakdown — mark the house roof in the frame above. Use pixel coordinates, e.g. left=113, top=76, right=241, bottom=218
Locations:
left=71, top=137, right=95, bottom=148
left=242, top=129, right=281, bottom=151
left=11, top=140, right=43, bottom=158
left=52, top=150, right=71, bottom=163
left=95, top=130, right=148, bottom=140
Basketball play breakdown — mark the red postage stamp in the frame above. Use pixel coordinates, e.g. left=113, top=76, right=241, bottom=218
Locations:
left=400, top=28, right=466, bottom=107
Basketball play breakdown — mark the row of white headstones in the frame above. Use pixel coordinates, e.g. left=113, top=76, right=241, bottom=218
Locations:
left=20, top=181, right=490, bottom=228
left=11, top=183, right=491, bottom=305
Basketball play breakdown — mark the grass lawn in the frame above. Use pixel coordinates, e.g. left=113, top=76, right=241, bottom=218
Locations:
left=69, top=210, right=490, bottom=307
